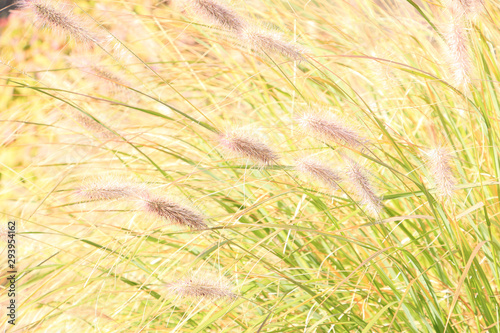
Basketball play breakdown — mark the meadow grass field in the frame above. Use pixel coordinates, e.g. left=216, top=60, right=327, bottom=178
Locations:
left=1, top=0, right=500, bottom=331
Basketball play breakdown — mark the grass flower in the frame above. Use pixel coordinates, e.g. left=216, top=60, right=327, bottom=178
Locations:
left=69, top=110, right=114, bottom=139
left=69, top=57, right=130, bottom=93
left=184, top=0, right=246, bottom=32
left=76, top=177, right=145, bottom=201
left=345, top=157, right=382, bottom=216
left=444, top=17, right=471, bottom=90
left=425, top=146, right=456, bottom=199
left=77, top=177, right=207, bottom=229
left=166, top=274, right=236, bottom=300
left=240, top=26, right=306, bottom=60
left=295, top=155, right=342, bottom=190
left=85, top=65, right=128, bottom=92
left=446, top=0, right=484, bottom=18
left=20, top=0, right=102, bottom=45
left=139, top=194, right=207, bottom=230
left=217, top=128, right=279, bottom=166
left=296, top=107, right=367, bottom=149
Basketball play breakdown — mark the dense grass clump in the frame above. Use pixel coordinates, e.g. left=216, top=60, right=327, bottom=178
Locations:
left=1, top=0, right=500, bottom=331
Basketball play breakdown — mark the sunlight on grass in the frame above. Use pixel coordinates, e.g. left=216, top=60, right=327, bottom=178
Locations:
left=1, top=0, right=500, bottom=331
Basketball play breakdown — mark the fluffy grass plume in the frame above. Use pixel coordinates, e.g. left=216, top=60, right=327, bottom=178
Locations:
left=446, top=0, right=484, bottom=18
left=296, top=106, right=367, bottom=149
left=166, top=273, right=236, bottom=300
left=444, top=16, right=472, bottom=89
left=84, top=65, right=129, bottom=92
left=240, top=25, right=306, bottom=60
left=20, top=0, right=102, bottom=45
left=425, top=146, right=457, bottom=199
left=217, top=127, right=279, bottom=165
left=183, top=0, right=246, bottom=32
left=68, top=56, right=131, bottom=93
left=139, top=193, right=207, bottom=230
left=69, top=110, right=114, bottom=139
left=295, top=155, right=342, bottom=190
left=76, top=177, right=145, bottom=201
left=345, top=157, right=382, bottom=216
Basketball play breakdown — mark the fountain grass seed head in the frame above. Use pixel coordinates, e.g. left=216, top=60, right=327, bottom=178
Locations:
left=446, top=0, right=484, bottom=19
left=240, top=25, right=306, bottom=61
left=296, top=106, right=367, bottom=149
left=166, top=273, right=237, bottom=300
left=68, top=56, right=131, bottom=94
left=217, top=127, right=279, bottom=166
left=76, top=176, right=147, bottom=201
left=69, top=110, right=115, bottom=139
left=20, top=0, right=104, bottom=45
left=139, top=193, right=208, bottom=230
left=443, top=16, right=472, bottom=90
left=344, top=157, right=382, bottom=217
left=425, top=146, right=457, bottom=199
left=295, top=155, right=342, bottom=191
left=182, top=0, right=246, bottom=32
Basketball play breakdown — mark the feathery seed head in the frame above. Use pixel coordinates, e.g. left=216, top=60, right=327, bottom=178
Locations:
left=444, top=17, right=471, bottom=90
left=296, top=107, right=367, bottom=149
left=295, top=156, right=342, bottom=190
left=184, top=0, right=246, bottom=32
left=240, top=26, right=306, bottom=60
left=218, top=128, right=279, bottom=166
left=425, top=146, right=456, bottom=199
left=345, top=158, right=382, bottom=216
left=166, top=274, right=236, bottom=300
left=76, top=177, right=145, bottom=201
left=140, top=194, right=207, bottom=230
left=446, top=0, right=484, bottom=19
left=70, top=111, right=114, bottom=139
left=87, top=66, right=128, bottom=92
left=69, top=57, right=131, bottom=94
left=21, top=0, right=102, bottom=45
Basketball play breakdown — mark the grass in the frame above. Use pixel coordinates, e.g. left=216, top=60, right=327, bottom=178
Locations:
left=1, top=0, right=500, bottom=331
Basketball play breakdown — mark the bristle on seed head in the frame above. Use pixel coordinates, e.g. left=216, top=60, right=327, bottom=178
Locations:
left=446, top=0, right=484, bottom=19
left=21, top=0, right=103, bottom=45
left=295, top=156, right=342, bottom=190
left=218, top=128, right=279, bottom=166
left=345, top=158, right=382, bottom=216
left=184, top=0, right=246, bottom=32
left=68, top=57, right=130, bottom=93
left=166, top=274, right=236, bottom=300
left=70, top=111, right=114, bottom=139
left=240, top=26, right=306, bottom=61
left=76, top=177, right=144, bottom=201
left=140, top=194, right=207, bottom=230
left=444, top=18, right=471, bottom=90
left=425, top=146, right=456, bottom=199
left=296, top=107, right=367, bottom=149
